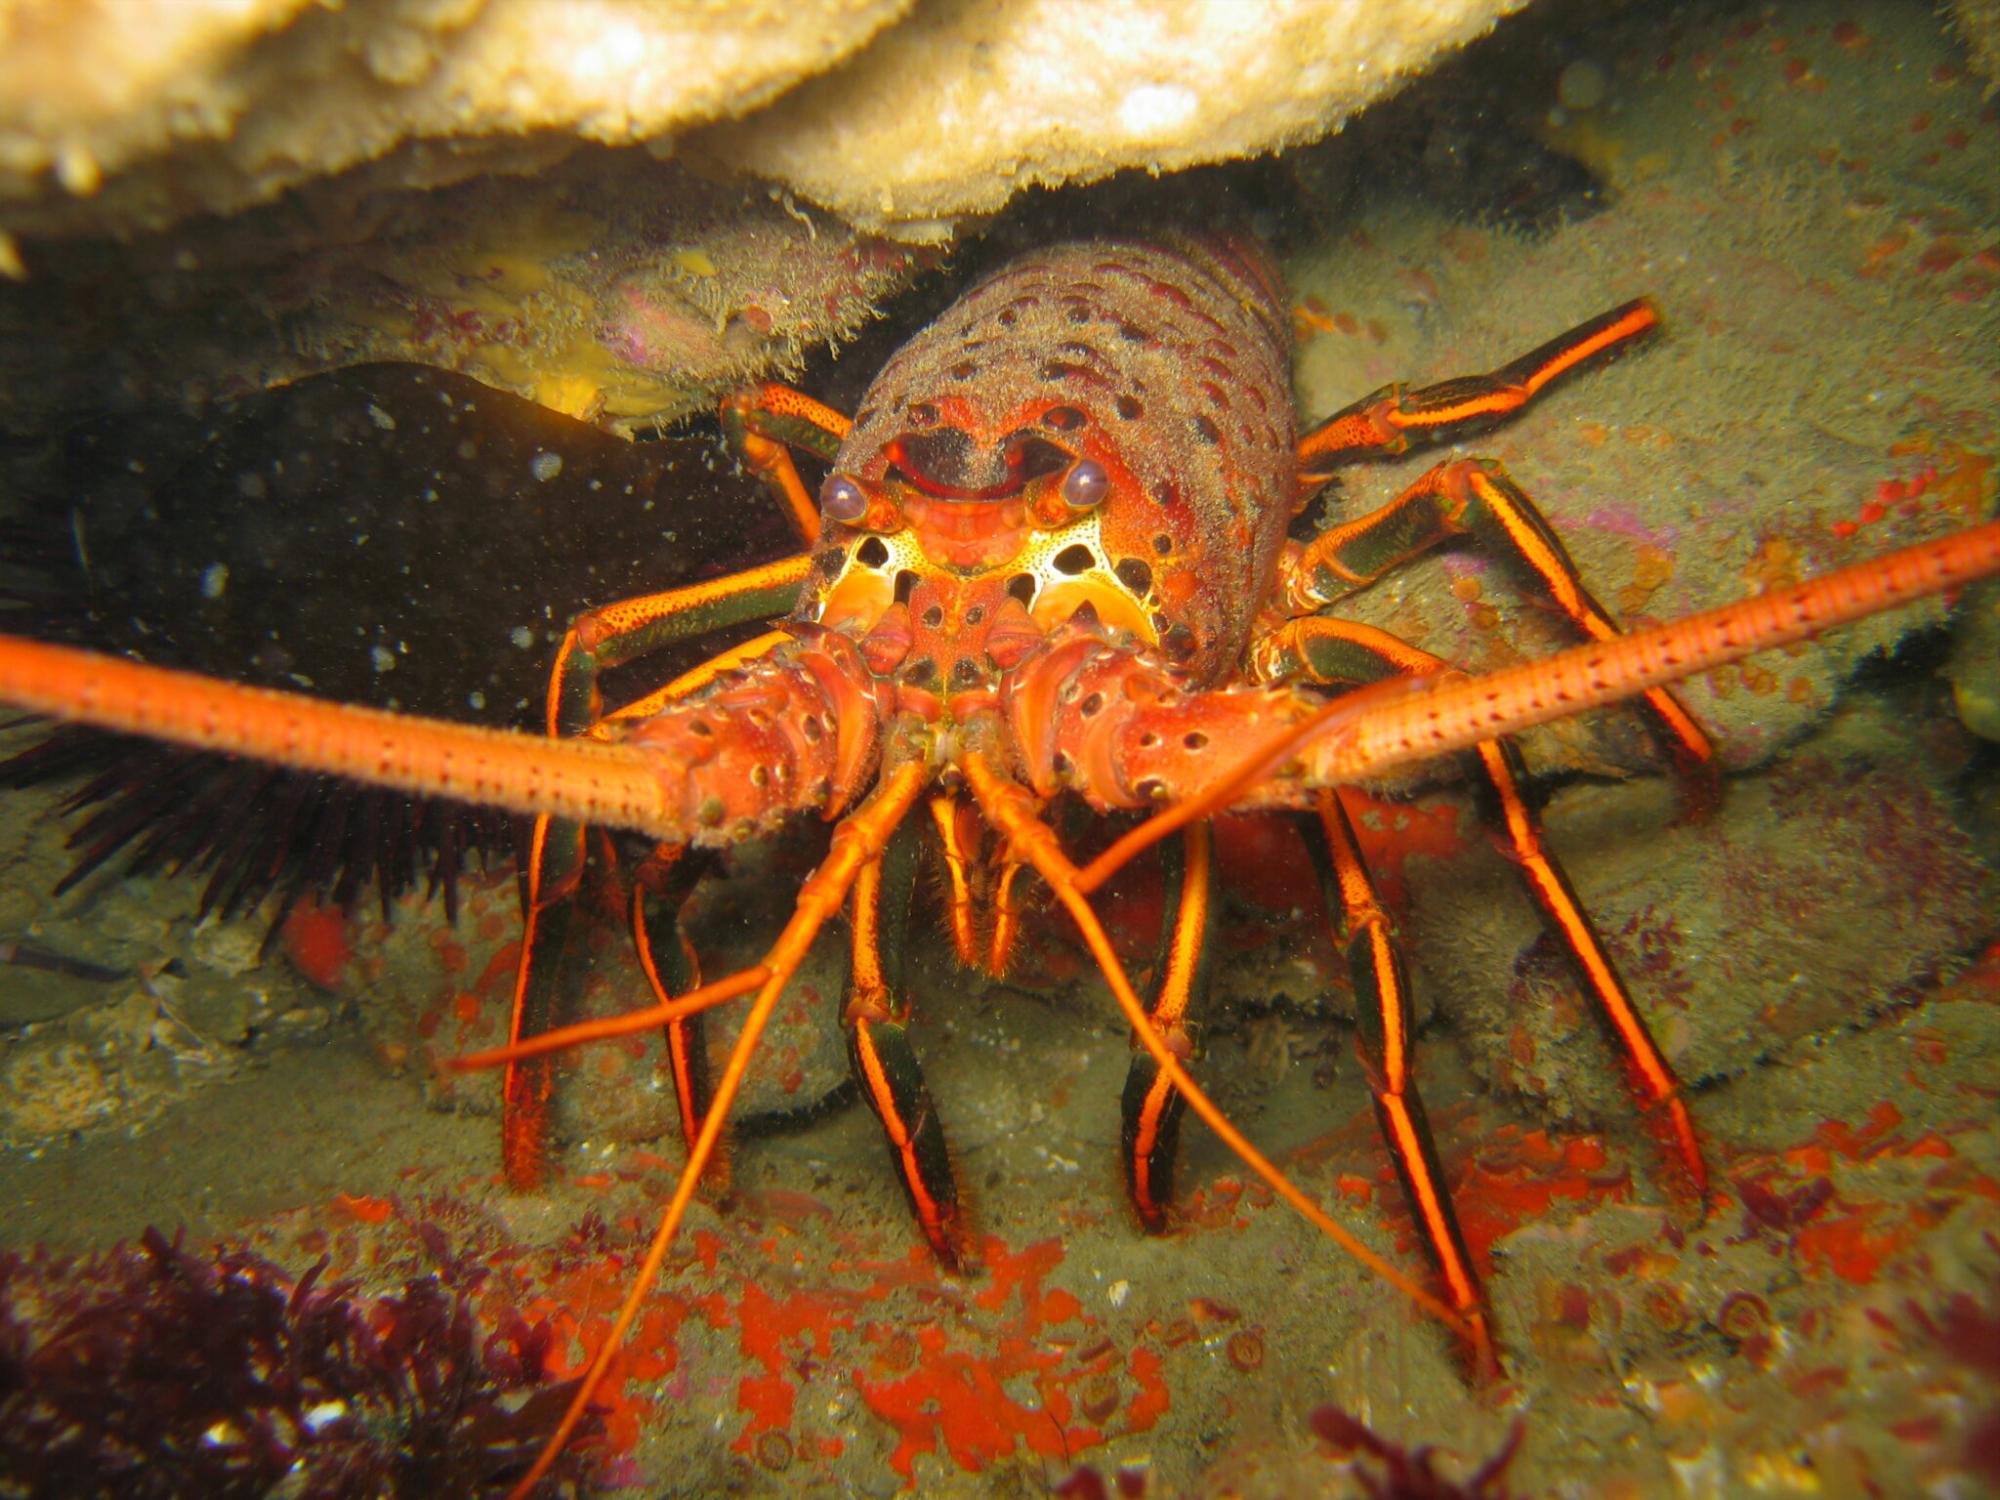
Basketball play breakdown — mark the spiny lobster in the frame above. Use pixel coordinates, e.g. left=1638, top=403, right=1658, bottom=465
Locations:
left=1, top=234, right=1995, bottom=1496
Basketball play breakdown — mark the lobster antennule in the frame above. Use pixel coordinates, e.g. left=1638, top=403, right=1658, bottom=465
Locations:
left=0, top=635, right=678, bottom=834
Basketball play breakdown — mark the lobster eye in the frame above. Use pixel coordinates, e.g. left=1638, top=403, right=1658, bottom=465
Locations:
left=1061, top=459, right=1109, bottom=510
left=821, top=474, right=868, bottom=523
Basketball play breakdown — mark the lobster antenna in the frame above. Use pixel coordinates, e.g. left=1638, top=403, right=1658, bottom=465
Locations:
left=1078, top=517, right=2000, bottom=892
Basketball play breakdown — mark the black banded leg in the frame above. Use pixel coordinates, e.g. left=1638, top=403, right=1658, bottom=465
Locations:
left=502, top=556, right=811, bottom=1190
left=1470, top=738, right=1706, bottom=1198
left=629, top=844, right=719, bottom=1167
left=1119, top=822, right=1217, bottom=1232
left=1312, top=791, right=1491, bottom=1359
left=1294, top=299, right=1660, bottom=485
left=1261, top=614, right=1708, bottom=1203
left=1280, top=455, right=1715, bottom=816
left=845, top=816, right=973, bottom=1270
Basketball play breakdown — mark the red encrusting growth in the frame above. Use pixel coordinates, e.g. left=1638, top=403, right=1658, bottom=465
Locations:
left=853, top=1237, right=1126, bottom=1480
left=281, top=899, right=353, bottom=990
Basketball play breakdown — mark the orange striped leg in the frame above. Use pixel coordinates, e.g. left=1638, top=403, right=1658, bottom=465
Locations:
left=1119, top=822, right=1217, bottom=1231
left=929, top=793, right=983, bottom=970
left=497, top=758, right=930, bottom=1500
left=927, top=791, right=1029, bottom=978
left=504, top=556, right=810, bottom=1188
left=721, top=381, right=855, bottom=543
left=1263, top=617, right=1707, bottom=1197
left=1313, top=789, right=1489, bottom=1348
left=628, top=844, right=720, bottom=1168
left=1294, top=299, right=1659, bottom=488
left=844, top=812, right=974, bottom=1270
left=1283, top=456, right=1715, bottom=816
left=959, top=747, right=1493, bottom=1372
left=1471, top=736, right=1705, bottom=1197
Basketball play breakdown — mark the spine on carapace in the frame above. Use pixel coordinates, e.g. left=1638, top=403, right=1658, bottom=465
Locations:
left=613, top=625, right=888, bottom=841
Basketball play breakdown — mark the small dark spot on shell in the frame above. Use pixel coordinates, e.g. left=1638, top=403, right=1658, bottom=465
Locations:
left=801, top=715, right=825, bottom=742
left=756, top=1431, right=793, bottom=1472
left=1078, top=692, right=1103, bottom=718
left=1192, top=414, right=1221, bottom=444
left=1226, top=1330, right=1265, bottom=1372
left=894, top=569, right=920, bottom=604
left=1182, top=731, right=1209, bottom=750
left=1116, top=394, right=1142, bottom=420
left=951, top=657, right=983, bottom=687
left=907, top=401, right=939, bottom=426
left=1052, top=543, right=1096, bottom=575
left=922, top=604, right=944, bottom=627
left=856, top=535, right=890, bottom=568
left=1114, top=558, right=1153, bottom=596
left=688, top=719, right=714, bottom=737
left=1051, top=750, right=1073, bottom=777
left=949, top=360, right=977, bottom=380
left=1006, top=573, right=1038, bottom=606
left=1152, top=533, right=1173, bottom=555
left=1043, top=404, right=1087, bottom=431
left=1717, top=1292, right=1771, bottom=1340
left=964, top=605, right=985, bottom=626
left=902, top=657, right=939, bottom=687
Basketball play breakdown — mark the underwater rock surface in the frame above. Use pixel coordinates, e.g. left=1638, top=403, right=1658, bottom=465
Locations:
left=0, top=0, right=1518, bottom=241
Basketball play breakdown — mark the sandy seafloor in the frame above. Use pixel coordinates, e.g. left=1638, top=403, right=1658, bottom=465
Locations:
left=2, top=0, right=1998, bottom=1495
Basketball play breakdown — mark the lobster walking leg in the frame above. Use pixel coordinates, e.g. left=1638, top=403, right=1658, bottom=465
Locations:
left=627, top=844, right=718, bottom=1173
left=1294, top=299, right=1660, bottom=484
left=845, top=812, right=975, bottom=1268
left=503, top=756, right=932, bottom=1500
left=1261, top=616, right=1706, bottom=1192
left=720, top=381, right=852, bottom=539
left=1282, top=458, right=1716, bottom=811
left=507, top=557, right=810, bottom=1185
left=1119, top=822, right=1218, bottom=1231
left=1312, top=787, right=1486, bottom=1338
left=959, top=745, right=1491, bottom=1363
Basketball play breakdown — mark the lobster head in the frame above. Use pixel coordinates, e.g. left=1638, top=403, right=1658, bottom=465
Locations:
left=794, top=237, right=1300, bottom=702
